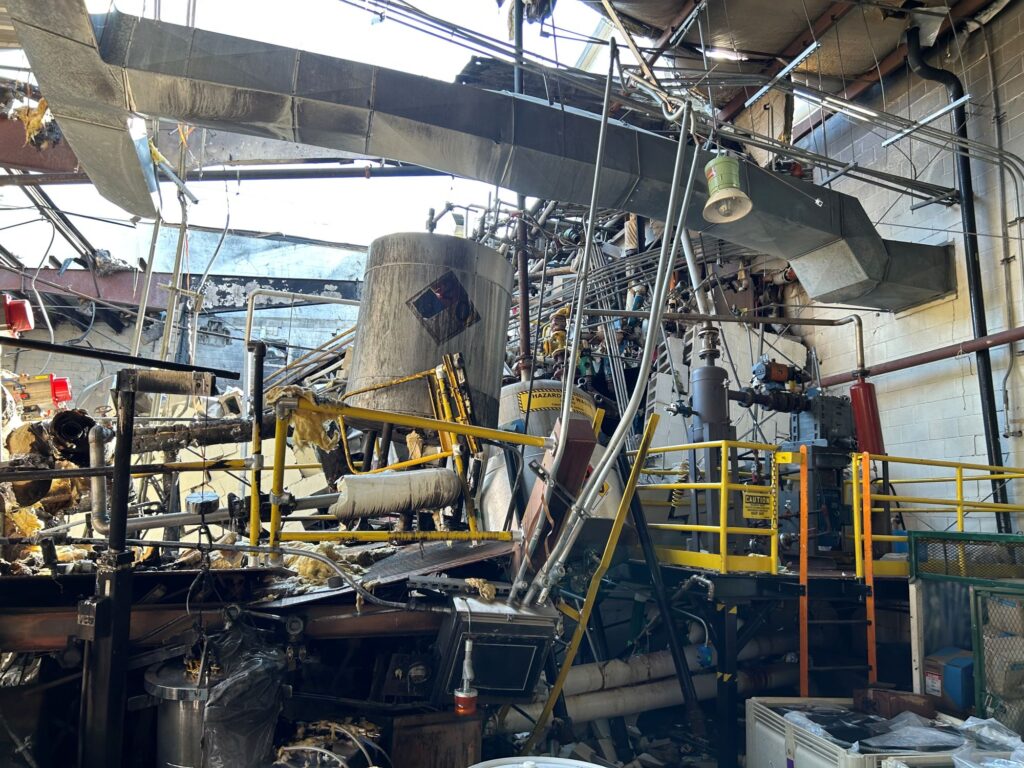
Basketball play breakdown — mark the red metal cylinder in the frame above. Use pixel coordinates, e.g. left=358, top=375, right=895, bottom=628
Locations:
left=850, top=379, right=885, bottom=455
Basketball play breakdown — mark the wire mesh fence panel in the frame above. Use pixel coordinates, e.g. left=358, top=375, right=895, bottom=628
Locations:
left=911, top=532, right=1024, bottom=583
left=973, top=587, right=1024, bottom=735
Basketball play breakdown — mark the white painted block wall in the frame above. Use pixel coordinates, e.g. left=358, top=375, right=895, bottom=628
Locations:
left=733, top=4, right=1024, bottom=531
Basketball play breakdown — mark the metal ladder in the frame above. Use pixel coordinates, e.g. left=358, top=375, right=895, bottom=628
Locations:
left=798, top=448, right=878, bottom=695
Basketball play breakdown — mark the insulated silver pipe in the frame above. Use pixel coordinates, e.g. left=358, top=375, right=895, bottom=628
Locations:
left=130, top=217, right=161, bottom=356
left=526, top=101, right=700, bottom=606
left=508, top=40, right=618, bottom=604
left=88, top=424, right=112, bottom=535
left=495, top=664, right=798, bottom=733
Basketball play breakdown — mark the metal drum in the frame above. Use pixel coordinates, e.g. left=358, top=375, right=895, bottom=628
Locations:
left=145, top=662, right=211, bottom=768
left=345, top=233, right=513, bottom=428
left=478, top=381, right=623, bottom=530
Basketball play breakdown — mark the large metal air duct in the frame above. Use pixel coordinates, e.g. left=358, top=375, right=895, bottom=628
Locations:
left=10, top=2, right=953, bottom=311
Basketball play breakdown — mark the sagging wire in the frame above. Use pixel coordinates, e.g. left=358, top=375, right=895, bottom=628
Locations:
left=28, top=222, right=57, bottom=374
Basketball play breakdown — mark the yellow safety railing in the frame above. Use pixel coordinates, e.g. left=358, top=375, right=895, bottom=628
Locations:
left=261, top=395, right=545, bottom=547
left=853, top=452, right=1024, bottom=578
left=636, top=439, right=788, bottom=575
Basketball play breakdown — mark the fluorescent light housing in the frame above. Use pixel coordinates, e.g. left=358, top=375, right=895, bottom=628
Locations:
left=744, top=41, right=820, bottom=109
left=699, top=47, right=748, bottom=62
left=881, top=94, right=971, bottom=147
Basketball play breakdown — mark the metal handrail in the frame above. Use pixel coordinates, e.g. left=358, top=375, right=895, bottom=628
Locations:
left=636, top=438, right=785, bottom=575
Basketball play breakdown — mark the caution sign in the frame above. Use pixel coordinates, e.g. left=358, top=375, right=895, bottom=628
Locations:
left=742, top=490, right=773, bottom=520
left=518, top=389, right=597, bottom=421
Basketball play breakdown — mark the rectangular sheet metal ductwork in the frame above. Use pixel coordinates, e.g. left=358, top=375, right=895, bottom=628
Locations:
left=9, top=1, right=953, bottom=311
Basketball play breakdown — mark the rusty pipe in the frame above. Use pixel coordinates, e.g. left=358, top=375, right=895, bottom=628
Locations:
left=820, top=325, right=1024, bottom=388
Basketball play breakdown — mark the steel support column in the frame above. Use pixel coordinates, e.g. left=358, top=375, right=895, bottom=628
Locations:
left=78, top=381, right=136, bottom=768
left=714, top=601, right=740, bottom=768
left=620, top=453, right=707, bottom=738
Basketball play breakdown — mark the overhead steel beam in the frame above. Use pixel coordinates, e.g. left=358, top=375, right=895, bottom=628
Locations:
left=0, top=119, right=79, bottom=172
left=718, top=2, right=854, bottom=124
left=0, top=163, right=444, bottom=187
left=0, top=268, right=362, bottom=313
left=644, top=1, right=703, bottom=70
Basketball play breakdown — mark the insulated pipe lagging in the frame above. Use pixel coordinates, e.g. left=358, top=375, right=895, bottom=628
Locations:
left=907, top=26, right=1010, bottom=526
left=495, top=664, right=798, bottom=733
left=562, top=632, right=798, bottom=697
left=88, top=424, right=112, bottom=535
left=327, top=468, right=462, bottom=521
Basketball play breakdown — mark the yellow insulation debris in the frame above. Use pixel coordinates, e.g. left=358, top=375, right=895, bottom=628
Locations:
left=8, top=508, right=42, bottom=537
left=266, top=386, right=339, bottom=451
left=465, top=577, right=497, bottom=602
left=13, top=97, right=48, bottom=146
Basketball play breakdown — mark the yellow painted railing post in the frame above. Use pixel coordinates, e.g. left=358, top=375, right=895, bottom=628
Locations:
left=861, top=451, right=878, bottom=684
left=248, top=418, right=263, bottom=548
left=956, top=466, right=965, bottom=532
left=852, top=454, right=863, bottom=579
left=719, top=448, right=730, bottom=574
left=520, top=414, right=660, bottom=754
left=956, top=465, right=968, bottom=576
left=798, top=444, right=809, bottom=696
left=770, top=454, right=780, bottom=574
left=268, top=413, right=289, bottom=549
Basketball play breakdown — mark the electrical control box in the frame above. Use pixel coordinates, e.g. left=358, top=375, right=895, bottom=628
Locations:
left=431, top=597, right=557, bottom=705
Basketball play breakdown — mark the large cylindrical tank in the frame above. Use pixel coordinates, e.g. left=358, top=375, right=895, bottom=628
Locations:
left=346, top=233, right=513, bottom=428
left=479, top=380, right=624, bottom=530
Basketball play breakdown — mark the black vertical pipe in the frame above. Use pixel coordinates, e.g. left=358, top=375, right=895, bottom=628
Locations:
left=906, top=27, right=1010, bottom=530
left=715, top=601, right=739, bottom=768
left=249, top=341, right=266, bottom=532
left=107, top=388, right=136, bottom=553
left=378, top=422, right=393, bottom=469
left=80, top=381, right=136, bottom=768
left=618, top=454, right=707, bottom=737
left=250, top=341, right=266, bottom=424
left=361, top=430, right=379, bottom=472
left=586, top=603, right=633, bottom=754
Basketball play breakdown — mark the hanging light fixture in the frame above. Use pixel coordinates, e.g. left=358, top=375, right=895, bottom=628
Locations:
left=702, top=153, right=753, bottom=224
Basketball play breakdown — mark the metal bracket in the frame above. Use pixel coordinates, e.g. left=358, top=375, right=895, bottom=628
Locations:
left=528, top=459, right=583, bottom=513
left=269, top=491, right=294, bottom=509
left=274, top=397, right=299, bottom=419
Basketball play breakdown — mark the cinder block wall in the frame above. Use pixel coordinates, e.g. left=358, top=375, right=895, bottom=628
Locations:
left=731, top=3, right=1024, bottom=530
